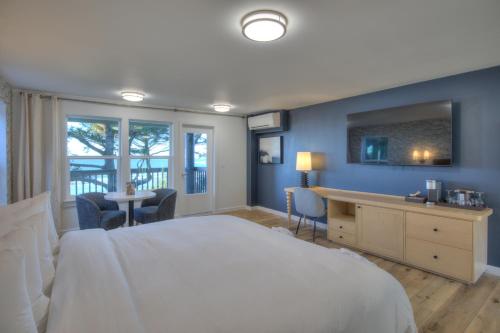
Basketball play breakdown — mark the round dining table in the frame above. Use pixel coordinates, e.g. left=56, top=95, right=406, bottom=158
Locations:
left=104, top=191, right=156, bottom=226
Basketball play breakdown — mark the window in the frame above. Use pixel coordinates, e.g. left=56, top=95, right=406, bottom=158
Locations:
left=65, top=117, right=172, bottom=199
left=66, top=117, right=120, bottom=196
left=361, top=136, right=388, bottom=163
left=184, top=131, right=207, bottom=194
left=129, top=121, right=171, bottom=190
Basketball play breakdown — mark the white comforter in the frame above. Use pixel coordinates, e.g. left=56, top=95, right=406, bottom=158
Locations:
left=47, top=215, right=416, bottom=333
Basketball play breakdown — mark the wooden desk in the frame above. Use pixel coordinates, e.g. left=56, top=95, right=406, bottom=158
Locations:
left=284, top=186, right=493, bottom=283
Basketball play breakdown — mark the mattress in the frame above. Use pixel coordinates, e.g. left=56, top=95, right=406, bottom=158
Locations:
left=47, top=215, right=416, bottom=333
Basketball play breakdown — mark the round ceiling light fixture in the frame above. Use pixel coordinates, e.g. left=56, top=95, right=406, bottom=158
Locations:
left=212, top=104, right=232, bottom=112
left=121, top=91, right=145, bottom=102
left=241, top=10, right=287, bottom=42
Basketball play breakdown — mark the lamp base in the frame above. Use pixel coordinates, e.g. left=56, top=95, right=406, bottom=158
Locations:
left=300, top=172, right=309, bottom=188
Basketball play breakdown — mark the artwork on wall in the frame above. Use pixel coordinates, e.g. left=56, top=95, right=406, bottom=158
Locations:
left=259, top=136, right=282, bottom=164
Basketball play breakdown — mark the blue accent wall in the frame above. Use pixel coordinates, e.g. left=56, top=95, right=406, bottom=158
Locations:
left=249, top=66, right=500, bottom=266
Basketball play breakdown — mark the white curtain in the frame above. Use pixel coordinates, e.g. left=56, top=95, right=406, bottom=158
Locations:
left=16, top=93, right=41, bottom=198
left=50, top=97, right=62, bottom=229
left=14, top=92, right=62, bottom=229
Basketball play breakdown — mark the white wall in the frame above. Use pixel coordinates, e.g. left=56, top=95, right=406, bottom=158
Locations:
left=60, top=100, right=247, bottom=231
left=0, top=101, right=7, bottom=205
left=7, top=96, right=246, bottom=231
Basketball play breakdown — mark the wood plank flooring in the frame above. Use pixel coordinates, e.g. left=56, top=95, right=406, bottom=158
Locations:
left=219, top=209, right=500, bottom=333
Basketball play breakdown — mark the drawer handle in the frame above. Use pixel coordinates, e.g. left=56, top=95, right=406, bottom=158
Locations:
left=433, top=255, right=438, bottom=260
left=339, top=235, right=343, bottom=239
left=339, top=226, right=343, bottom=229
left=433, top=228, right=439, bottom=232
left=357, top=206, right=361, bottom=209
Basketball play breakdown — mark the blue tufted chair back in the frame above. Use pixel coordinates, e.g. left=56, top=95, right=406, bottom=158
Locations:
left=76, top=192, right=119, bottom=229
left=294, top=188, right=326, bottom=218
left=141, top=189, right=177, bottom=221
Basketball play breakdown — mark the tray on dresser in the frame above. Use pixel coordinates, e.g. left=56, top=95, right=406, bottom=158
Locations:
left=435, top=202, right=488, bottom=211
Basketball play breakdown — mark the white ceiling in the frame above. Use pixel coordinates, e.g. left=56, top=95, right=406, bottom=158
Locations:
left=1, top=0, right=500, bottom=114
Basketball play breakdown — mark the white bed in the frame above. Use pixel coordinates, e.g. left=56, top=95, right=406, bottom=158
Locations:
left=47, top=215, right=416, bottom=333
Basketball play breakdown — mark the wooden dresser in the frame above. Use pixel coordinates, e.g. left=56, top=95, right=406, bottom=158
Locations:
left=284, top=187, right=493, bottom=283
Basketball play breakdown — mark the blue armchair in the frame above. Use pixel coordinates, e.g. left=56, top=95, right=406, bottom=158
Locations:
left=134, top=189, right=177, bottom=224
left=76, top=193, right=126, bottom=230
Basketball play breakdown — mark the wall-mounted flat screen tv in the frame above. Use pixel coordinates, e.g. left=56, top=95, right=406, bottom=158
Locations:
left=347, top=100, right=452, bottom=166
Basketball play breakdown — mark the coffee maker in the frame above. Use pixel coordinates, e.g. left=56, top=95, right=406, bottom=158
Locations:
left=426, top=180, right=442, bottom=204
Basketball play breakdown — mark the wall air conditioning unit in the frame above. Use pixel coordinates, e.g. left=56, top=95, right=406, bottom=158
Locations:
left=248, top=112, right=281, bottom=131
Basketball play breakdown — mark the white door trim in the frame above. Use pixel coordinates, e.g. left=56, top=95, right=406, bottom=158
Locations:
left=177, top=124, right=214, bottom=215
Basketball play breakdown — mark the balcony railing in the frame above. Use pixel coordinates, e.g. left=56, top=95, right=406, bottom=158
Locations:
left=184, top=167, right=207, bottom=194
left=131, top=167, right=168, bottom=191
left=70, top=169, right=118, bottom=195
left=70, top=167, right=207, bottom=196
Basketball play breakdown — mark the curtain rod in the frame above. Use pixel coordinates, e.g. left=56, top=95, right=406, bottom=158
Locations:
left=19, top=91, right=247, bottom=118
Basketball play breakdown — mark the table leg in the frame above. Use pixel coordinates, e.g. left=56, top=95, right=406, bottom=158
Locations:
left=128, top=200, right=134, bottom=227
left=286, top=192, right=292, bottom=229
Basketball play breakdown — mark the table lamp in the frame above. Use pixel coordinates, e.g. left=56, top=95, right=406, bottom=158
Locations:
left=296, top=152, right=312, bottom=188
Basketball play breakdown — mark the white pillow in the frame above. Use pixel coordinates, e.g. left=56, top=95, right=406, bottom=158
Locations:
left=0, top=194, right=58, bottom=295
left=0, top=192, right=59, bottom=255
left=26, top=213, right=56, bottom=294
left=1, top=226, right=50, bottom=330
left=0, top=248, right=37, bottom=333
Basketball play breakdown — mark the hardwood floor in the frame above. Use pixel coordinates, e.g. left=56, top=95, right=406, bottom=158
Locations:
left=220, top=209, right=500, bottom=333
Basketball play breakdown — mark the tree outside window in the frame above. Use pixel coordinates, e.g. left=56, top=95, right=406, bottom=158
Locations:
left=66, top=117, right=173, bottom=198
left=66, top=117, right=119, bottom=196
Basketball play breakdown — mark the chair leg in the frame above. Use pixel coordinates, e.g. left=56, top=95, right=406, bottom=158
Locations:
left=313, top=219, right=317, bottom=242
left=295, top=215, right=303, bottom=235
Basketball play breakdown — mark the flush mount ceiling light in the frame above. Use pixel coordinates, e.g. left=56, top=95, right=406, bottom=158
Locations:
left=212, top=104, right=232, bottom=112
left=241, top=10, right=287, bottom=42
left=121, top=91, right=144, bottom=102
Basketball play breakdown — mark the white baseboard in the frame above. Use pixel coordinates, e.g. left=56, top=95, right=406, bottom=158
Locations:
left=486, top=265, right=500, bottom=277
left=213, top=205, right=252, bottom=213
left=251, top=205, right=327, bottom=230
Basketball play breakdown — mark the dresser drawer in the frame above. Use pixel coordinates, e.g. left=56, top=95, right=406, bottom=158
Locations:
left=329, top=230, right=356, bottom=246
left=329, top=219, right=356, bottom=234
left=406, top=212, right=472, bottom=250
left=406, top=238, right=472, bottom=281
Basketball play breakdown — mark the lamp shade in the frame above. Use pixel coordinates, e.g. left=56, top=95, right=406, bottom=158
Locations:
left=296, top=152, right=312, bottom=171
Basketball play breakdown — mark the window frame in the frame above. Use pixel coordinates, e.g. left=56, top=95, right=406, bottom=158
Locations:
left=64, top=115, right=122, bottom=201
left=63, top=116, right=174, bottom=202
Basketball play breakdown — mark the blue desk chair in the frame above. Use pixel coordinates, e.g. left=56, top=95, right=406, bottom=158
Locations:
left=134, top=189, right=177, bottom=224
left=76, top=193, right=126, bottom=230
left=294, top=188, right=326, bottom=242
